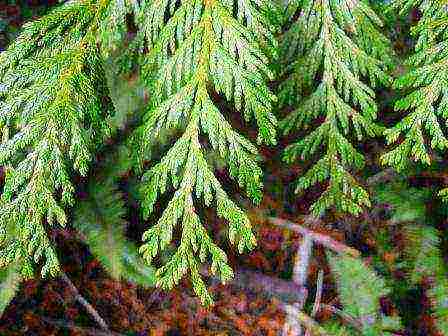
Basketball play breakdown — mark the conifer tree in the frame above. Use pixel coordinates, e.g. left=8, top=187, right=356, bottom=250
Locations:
left=382, top=0, right=448, bottom=170
left=279, top=0, right=393, bottom=216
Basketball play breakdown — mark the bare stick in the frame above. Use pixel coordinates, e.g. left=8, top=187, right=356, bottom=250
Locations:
left=60, top=272, right=110, bottom=332
left=311, top=270, right=324, bottom=318
left=304, top=270, right=325, bottom=336
left=233, top=268, right=307, bottom=303
left=201, top=266, right=306, bottom=303
left=267, top=216, right=360, bottom=336
left=293, top=235, right=313, bottom=287
left=269, top=217, right=360, bottom=257
left=283, top=234, right=314, bottom=336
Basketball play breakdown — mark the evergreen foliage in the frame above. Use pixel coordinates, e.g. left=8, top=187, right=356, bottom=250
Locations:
left=1, top=3, right=448, bottom=332
left=374, top=178, right=431, bottom=223
left=131, top=0, right=279, bottom=304
left=382, top=0, right=448, bottom=170
left=373, top=177, right=448, bottom=335
left=0, top=0, right=112, bottom=279
left=0, top=0, right=281, bottom=308
left=280, top=0, right=393, bottom=216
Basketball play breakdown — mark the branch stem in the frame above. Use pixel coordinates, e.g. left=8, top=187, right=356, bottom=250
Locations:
left=268, top=217, right=360, bottom=257
left=60, top=272, right=110, bottom=332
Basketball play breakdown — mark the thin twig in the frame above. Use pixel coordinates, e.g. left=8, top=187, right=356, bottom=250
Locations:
left=269, top=215, right=361, bottom=335
left=269, top=217, right=360, bottom=257
left=312, top=270, right=324, bottom=318
left=201, top=266, right=306, bottom=303
left=293, top=234, right=313, bottom=287
left=304, top=270, right=324, bottom=336
left=283, top=233, right=314, bottom=336
left=60, top=272, right=110, bottom=332
left=321, top=304, right=363, bottom=331
left=281, top=304, right=330, bottom=336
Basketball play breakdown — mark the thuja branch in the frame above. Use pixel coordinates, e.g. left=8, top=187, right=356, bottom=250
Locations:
left=382, top=1, right=448, bottom=170
left=0, top=0, right=113, bottom=279
left=280, top=0, right=393, bottom=216
left=133, top=0, right=278, bottom=305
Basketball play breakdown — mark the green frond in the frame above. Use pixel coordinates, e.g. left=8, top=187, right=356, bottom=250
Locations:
left=403, top=226, right=443, bottom=283
left=402, top=225, right=448, bottom=334
left=130, top=0, right=277, bottom=304
left=372, top=182, right=448, bottom=333
left=280, top=0, right=393, bottom=216
left=382, top=1, right=448, bottom=170
left=73, top=175, right=156, bottom=287
left=373, top=179, right=431, bottom=223
left=0, top=263, right=23, bottom=317
left=0, top=1, right=116, bottom=278
left=74, top=179, right=124, bottom=279
left=102, top=53, right=147, bottom=136
left=327, top=252, right=399, bottom=335
left=0, top=0, right=146, bottom=280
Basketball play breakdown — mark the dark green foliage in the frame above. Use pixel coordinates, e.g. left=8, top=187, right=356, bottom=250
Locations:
left=402, top=226, right=448, bottom=334
left=374, top=178, right=431, bottom=223
left=327, top=252, right=401, bottom=335
left=73, top=160, right=156, bottom=287
left=373, top=176, right=448, bottom=335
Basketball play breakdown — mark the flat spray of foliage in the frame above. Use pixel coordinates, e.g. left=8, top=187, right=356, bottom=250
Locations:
left=130, top=0, right=279, bottom=305
left=0, top=0, right=112, bottom=279
left=279, top=0, right=393, bottom=216
left=382, top=0, right=448, bottom=170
